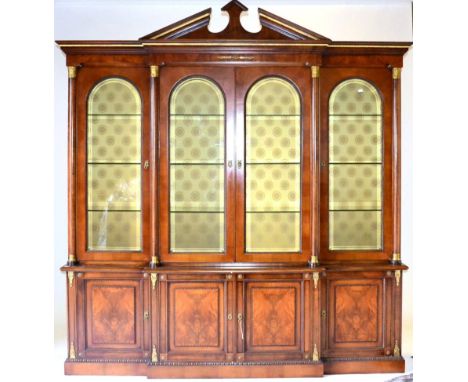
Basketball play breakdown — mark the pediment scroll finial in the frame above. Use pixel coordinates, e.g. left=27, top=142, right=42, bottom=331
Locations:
left=220, top=0, right=249, bottom=34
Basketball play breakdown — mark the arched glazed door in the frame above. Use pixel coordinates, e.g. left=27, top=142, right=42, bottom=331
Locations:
left=235, top=67, right=312, bottom=263
left=159, top=67, right=236, bottom=263
left=320, top=68, right=394, bottom=261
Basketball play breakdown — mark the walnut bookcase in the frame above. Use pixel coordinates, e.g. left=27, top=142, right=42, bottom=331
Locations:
left=59, top=0, right=410, bottom=378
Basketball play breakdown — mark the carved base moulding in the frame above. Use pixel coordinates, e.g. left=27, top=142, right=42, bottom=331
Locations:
left=65, top=360, right=324, bottom=378
left=65, top=358, right=405, bottom=377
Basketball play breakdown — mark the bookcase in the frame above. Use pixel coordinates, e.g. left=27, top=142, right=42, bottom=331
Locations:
left=59, top=1, right=410, bottom=377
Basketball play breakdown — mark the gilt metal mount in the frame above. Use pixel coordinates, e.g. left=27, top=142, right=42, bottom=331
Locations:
left=67, top=66, right=77, bottom=79
left=312, top=344, right=319, bottom=361
left=311, top=66, right=320, bottom=78
left=392, top=67, right=402, bottom=79
left=313, top=273, right=319, bottom=289
left=151, top=273, right=158, bottom=290
left=150, top=65, right=159, bottom=78
left=152, top=345, right=158, bottom=363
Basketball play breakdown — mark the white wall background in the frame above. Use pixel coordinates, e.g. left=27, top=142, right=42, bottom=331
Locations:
left=54, top=0, right=413, bottom=359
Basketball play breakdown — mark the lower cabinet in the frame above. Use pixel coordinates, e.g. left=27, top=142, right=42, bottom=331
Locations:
left=64, top=267, right=404, bottom=377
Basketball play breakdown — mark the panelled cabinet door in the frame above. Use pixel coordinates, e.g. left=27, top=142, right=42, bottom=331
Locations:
left=236, top=274, right=311, bottom=361
left=159, top=67, right=236, bottom=263
left=244, top=280, right=304, bottom=359
left=158, top=275, right=230, bottom=361
left=321, top=272, right=395, bottom=358
left=75, top=67, right=151, bottom=262
left=75, top=273, right=150, bottom=360
left=320, top=68, right=393, bottom=261
left=235, top=67, right=311, bottom=263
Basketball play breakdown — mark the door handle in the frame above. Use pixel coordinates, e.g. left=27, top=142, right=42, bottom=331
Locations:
left=237, top=160, right=242, bottom=169
left=238, top=313, right=244, bottom=340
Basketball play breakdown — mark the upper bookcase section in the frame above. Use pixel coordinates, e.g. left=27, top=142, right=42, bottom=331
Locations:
left=57, top=0, right=411, bottom=56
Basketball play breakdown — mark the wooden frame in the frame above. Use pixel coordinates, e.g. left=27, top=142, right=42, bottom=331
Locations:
left=75, top=67, right=151, bottom=264
left=319, top=68, right=394, bottom=262
left=158, top=66, right=236, bottom=263
left=235, top=67, right=311, bottom=263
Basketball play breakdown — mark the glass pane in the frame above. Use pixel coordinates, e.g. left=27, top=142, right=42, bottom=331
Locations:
left=88, top=164, right=141, bottom=211
left=170, top=78, right=225, bottom=252
left=329, top=79, right=382, bottom=250
left=329, top=164, right=381, bottom=210
left=88, top=79, right=141, bottom=115
left=170, top=165, right=224, bottom=212
left=246, top=116, right=300, bottom=163
left=329, top=79, right=381, bottom=116
left=170, top=78, right=224, bottom=115
left=246, top=164, right=300, bottom=212
left=87, top=78, right=142, bottom=251
left=88, top=211, right=141, bottom=251
left=329, top=116, right=382, bottom=163
left=329, top=211, right=382, bottom=250
left=245, top=77, right=301, bottom=252
left=171, top=212, right=224, bottom=252
left=246, top=79, right=300, bottom=115
left=246, top=213, right=300, bottom=252
left=88, top=115, right=141, bottom=163
left=170, top=116, right=224, bottom=163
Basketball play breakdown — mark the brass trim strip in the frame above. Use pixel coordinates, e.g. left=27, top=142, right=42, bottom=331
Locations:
left=393, top=67, right=402, bottom=79
left=150, top=13, right=211, bottom=40
left=259, top=12, right=319, bottom=40
left=59, top=44, right=143, bottom=48
left=142, top=42, right=329, bottom=47
left=218, top=55, right=255, bottom=61
left=58, top=42, right=410, bottom=49
left=330, top=44, right=411, bottom=49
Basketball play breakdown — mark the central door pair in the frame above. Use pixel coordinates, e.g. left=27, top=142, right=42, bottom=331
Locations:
left=159, top=66, right=311, bottom=263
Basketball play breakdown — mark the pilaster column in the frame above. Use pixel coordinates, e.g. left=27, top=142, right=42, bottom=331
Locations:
left=67, top=66, right=78, bottom=266
left=149, top=65, right=160, bottom=268
left=391, top=67, right=402, bottom=265
left=309, top=65, right=320, bottom=267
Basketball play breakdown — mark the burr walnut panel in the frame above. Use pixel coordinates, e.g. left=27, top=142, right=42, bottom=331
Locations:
left=90, top=286, right=136, bottom=345
left=335, top=284, right=378, bottom=343
left=245, top=281, right=301, bottom=353
left=326, top=277, right=384, bottom=353
left=84, top=279, right=143, bottom=351
left=168, top=282, right=225, bottom=353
